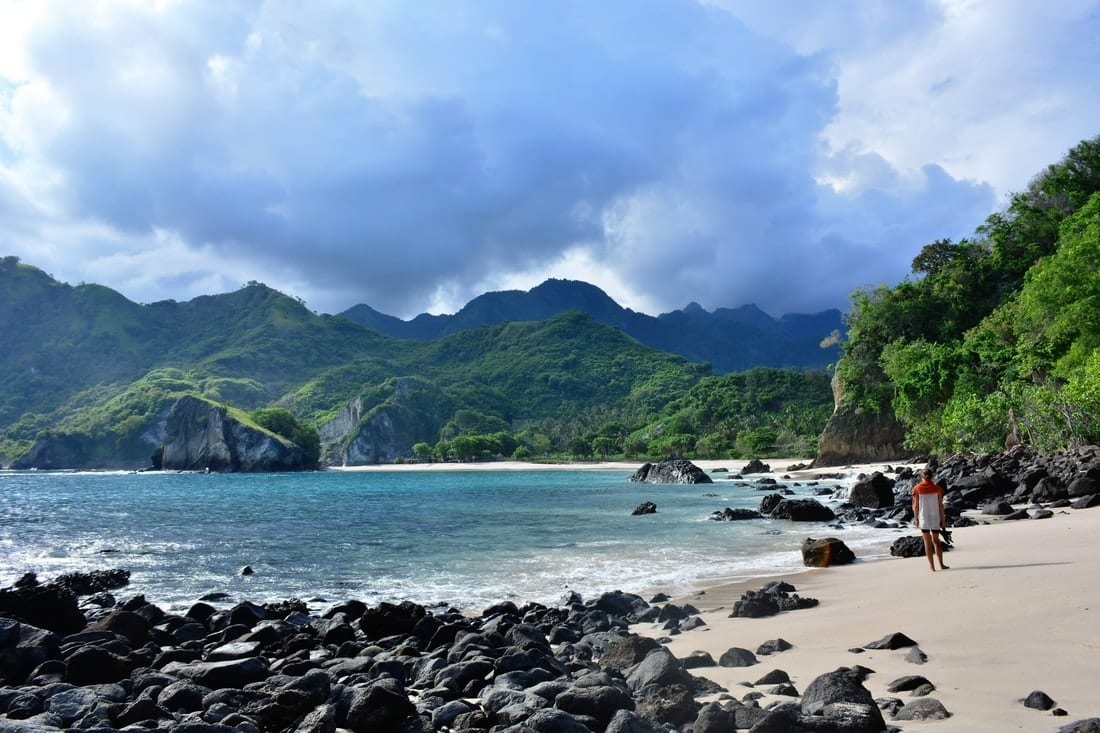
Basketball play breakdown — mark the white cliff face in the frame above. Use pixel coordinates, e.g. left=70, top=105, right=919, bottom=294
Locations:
left=160, top=396, right=305, bottom=472
left=318, top=397, right=361, bottom=444
left=343, top=411, right=399, bottom=465
left=318, top=378, right=448, bottom=466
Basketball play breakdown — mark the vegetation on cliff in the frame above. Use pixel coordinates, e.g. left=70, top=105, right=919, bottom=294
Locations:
left=835, top=135, right=1100, bottom=456
left=0, top=258, right=835, bottom=467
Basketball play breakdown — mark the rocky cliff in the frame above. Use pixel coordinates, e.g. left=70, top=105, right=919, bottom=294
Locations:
left=321, top=378, right=449, bottom=466
left=814, top=371, right=908, bottom=467
left=156, top=396, right=307, bottom=472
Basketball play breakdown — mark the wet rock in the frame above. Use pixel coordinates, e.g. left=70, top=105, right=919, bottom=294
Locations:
left=630, top=459, right=713, bottom=484
left=801, top=537, right=856, bottom=567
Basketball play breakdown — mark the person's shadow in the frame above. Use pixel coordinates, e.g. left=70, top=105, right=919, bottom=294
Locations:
left=955, top=562, right=1071, bottom=570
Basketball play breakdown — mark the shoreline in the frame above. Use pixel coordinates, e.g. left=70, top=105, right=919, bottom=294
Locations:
left=4, top=459, right=1099, bottom=729
left=635, top=504, right=1100, bottom=731
left=325, top=457, right=910, bottom=476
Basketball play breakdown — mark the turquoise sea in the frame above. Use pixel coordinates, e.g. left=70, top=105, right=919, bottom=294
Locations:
left=0, top=468, right=892, bottom=613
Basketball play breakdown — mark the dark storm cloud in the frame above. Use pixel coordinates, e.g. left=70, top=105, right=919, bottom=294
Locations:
left=0, top=0, right=1092, bottom=317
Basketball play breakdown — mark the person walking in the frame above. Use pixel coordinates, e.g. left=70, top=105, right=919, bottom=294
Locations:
left=912, top=469, right=949, bottom=571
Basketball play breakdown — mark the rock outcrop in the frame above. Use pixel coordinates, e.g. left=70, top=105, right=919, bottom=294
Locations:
left=630, top=460, right=713, bottom=484
left=156, top=396, right=307, bottom=472
left=319, top=377, right=450, bottom=465
left=814, top=369, right=909, bottom=467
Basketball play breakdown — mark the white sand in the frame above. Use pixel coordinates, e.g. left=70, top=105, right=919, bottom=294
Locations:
left=327, top=458, right=817, bottom=472
left=637, top=503, right=1100, bottom=731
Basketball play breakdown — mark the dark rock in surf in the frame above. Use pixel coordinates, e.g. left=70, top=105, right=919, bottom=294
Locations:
left=849, top=472, right=896, bottom=508
left=741, top=459, right=771, bottom=475
left=630, top=460, right=713, bottom=484
left=709, top=507, right=763, bottom=521
left=801, top=537, right=856, bottom=567
left=761, top=495, right=836, bottom=522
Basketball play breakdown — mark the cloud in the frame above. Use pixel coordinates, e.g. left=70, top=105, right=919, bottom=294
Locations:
left=0, top=0, right=1094, bottom=319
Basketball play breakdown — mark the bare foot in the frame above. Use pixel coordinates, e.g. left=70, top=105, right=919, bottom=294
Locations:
left=940, top=565, right=950, bottom=570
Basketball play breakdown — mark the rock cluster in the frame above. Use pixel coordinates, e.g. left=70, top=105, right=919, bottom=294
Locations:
left=728, top=582, right=819, bottom=619
left=5, top=570, right=919, bottom=733
left=628, top=460, right=712, bottom=484
left=824, top=446, right=1100, bottom=539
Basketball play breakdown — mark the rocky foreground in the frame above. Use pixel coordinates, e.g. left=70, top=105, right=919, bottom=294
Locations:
left=4, top=574, right=865, bottom=733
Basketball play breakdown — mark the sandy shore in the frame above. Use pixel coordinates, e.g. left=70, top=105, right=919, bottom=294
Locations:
left=328, top=457, right=846, bottom=473
left=637, top=503, right=1100, bottom=731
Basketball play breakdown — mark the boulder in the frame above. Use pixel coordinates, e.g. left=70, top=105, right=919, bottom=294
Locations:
left=762, top=496, right=836, bottom=522
left=863, top=631, right=917, bottom=650
left=629, top=460, right=713, bottom=484
left=894, top=697, right=951, bottom=720
left=1024, top=690, right=1056, bottom=710
left=887, top=674, right=932, bottom=692
left=693, top=702, right=734, bottom=733
left=756, top=638, right=793, bottom=655
left=741, top=459, right=771, bottom=475
left=52, top=569, right=131, bottom=597
left=161, top=656, right=271, bottom=688
left=1068, top=477, right=1099, bottom=498
left=0, top=579, right=86, bottom=635
left=717, top=647, right=758, bottom=667
left=729, top=583, right=818, bottom=618
left=632, top=682, right=698, bottom=727
left=605, top=708, right=678, bottom=733
left=801, top=668, right=882, bottom=724
left=624, top=648, right=693, bottom=692
left=599, top=635, right=661, bottom=671
left=631, top=501, right=657, bottom=516
left=681, top=650, right=715, bottom=669
left=848, top=472, right=896, bottom=508
left=554, top=685, right=634, bottom=726
left=801, top=537, right=856, bottom=567
left=341, top=677, right=417, bottom=731
left=889, top=536, right=926, bottom=558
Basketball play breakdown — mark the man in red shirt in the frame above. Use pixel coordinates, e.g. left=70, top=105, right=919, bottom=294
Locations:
left=912, top=469, right=949, bottom=571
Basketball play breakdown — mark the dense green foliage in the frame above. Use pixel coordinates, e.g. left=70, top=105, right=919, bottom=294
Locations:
left=249, top=407, right=322, bottom=469
left=841, top=135, right=1100, bottom=455
left=2, top=260, right=837, bottom=465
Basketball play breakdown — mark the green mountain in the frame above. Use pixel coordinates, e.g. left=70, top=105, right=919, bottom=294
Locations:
left=0, top=255, right=835, bottom=469
left=341, top=278, right=842, bottom=372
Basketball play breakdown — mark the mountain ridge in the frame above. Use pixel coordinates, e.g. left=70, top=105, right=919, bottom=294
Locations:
left=340, top=278, right=842, bottom=373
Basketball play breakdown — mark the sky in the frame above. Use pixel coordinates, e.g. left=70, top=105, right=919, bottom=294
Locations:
left=1, top=1, right=1098, bottom=319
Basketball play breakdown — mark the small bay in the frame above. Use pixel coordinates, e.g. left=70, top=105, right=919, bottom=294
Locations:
left=0, top=468, right=889, bottom=612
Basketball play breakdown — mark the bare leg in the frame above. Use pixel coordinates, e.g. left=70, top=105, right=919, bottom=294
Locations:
left=921, top=531, right=936, bottom=571
left=932, top=532, right=948, bottom=570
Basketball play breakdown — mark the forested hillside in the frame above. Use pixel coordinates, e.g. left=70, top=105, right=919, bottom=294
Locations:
left=831, top=135, right=1100, bottom=457
left=0, top=258, right=833, bottom=468
left=340, top=278, right=842, bottom=373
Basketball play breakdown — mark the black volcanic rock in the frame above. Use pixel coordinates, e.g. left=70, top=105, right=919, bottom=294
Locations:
left=801, top=537, right=856, bottom=567
left=630, top=460, right=713, bottom=484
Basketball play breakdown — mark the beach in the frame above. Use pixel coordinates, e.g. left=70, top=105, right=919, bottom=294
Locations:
left=5, top=456, right=1099, bottom=731
left=637, top=496, right=1100, bottom=731
left=335, top=455, right=1100, bottom=728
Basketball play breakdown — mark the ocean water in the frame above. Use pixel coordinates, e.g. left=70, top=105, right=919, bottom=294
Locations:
left=0, top=468, right=894, bottom=614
